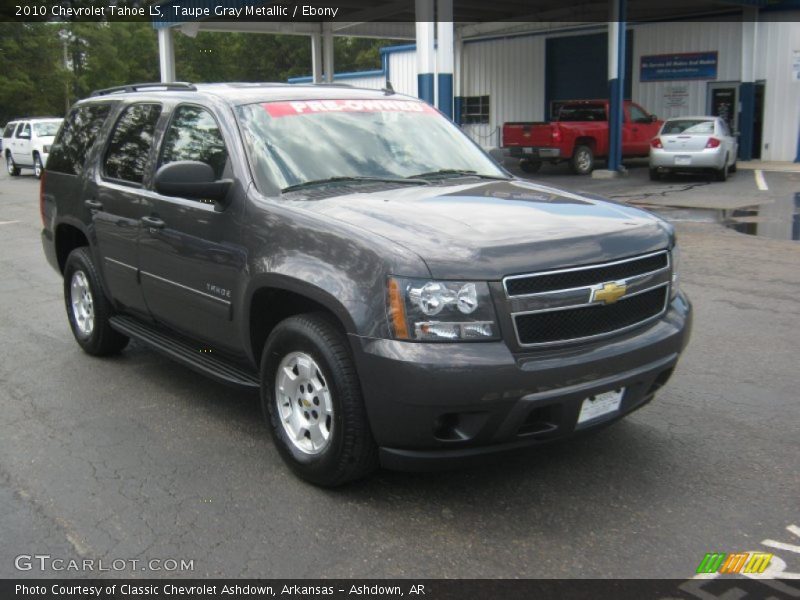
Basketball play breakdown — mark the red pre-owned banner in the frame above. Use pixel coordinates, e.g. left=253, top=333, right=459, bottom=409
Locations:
left=263, top=99, right=438, bottom=118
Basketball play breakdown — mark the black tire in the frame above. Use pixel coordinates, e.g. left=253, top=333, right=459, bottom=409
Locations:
left=729, top=160, right=737, bottom=173
left=63, top=247, right=129, bottom=356
left=571, top=144, right=594, bottom=175
left=33, top=153, right=43, bottom=179
left=519, top=158, right=542, bottom=174
left=6, top=153, right=20, bottom=176
left=715, top=157, right=728, bottom=182
left=261, top=313, right=378, bottom=486
left=649, top=167, right=660, bottom=181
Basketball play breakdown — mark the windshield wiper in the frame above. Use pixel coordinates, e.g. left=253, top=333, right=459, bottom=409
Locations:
left=282, top=176, right=429, bottom=193
left=408, top=169, right=510, bottom=181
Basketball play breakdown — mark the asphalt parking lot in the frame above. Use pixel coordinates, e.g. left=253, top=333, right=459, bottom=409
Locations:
left=0, top=166, right=798, bottom=581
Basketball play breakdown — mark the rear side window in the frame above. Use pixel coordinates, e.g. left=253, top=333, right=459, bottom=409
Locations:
left=104, top=103, right=162, bottom=185
left=47, top=104, right=112, bottom=176
left=159, top=105, right=229, bottom=179
left=3, top=122, right=17, bottom=138
left=558, top=105, right=606, bottom=122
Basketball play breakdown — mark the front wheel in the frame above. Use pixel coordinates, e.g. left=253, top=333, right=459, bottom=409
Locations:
left=33, top=153, right=43, bottom=179
left=63, top=247, right=129, bottom=356
left=571, top=145, right=594, bottom=175
left=6, top=153, right=20, bottom=176
left=261, top=313, right=378, bottom=486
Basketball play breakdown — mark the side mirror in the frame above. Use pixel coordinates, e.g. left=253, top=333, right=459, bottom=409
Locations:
left=650, top=114, right=658, bottom=123
left=154, top=161, right=232, bottom=207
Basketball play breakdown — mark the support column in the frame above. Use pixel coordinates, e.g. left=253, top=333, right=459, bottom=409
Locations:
left=436, top=0, right=454, bottom=118
left=323, top=23, right=334, bottom=83
left=453, top=29, right=463, bottom=125
left=606, top=0, right=626, bottom=173
left=739, top=9, right=758, bottom=161
left=415, top=0, right=435, bottom=105
left=158, top=27, right=176, bottom=83
left=311, top=32, right=323, bottom=84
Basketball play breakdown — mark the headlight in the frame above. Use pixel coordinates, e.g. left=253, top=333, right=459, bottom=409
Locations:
left=387, top=277, right=499, bottom=341
left=670, top=245, right=680, bottom=298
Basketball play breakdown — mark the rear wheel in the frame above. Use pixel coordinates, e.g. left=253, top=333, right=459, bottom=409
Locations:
left=571, top=145, right=594, bottom=175
left=63, top=247, right=129, bottom=356
left=6, top=153, right=20, bottom=176
left=729, top=159, right=737, bottom=173
left=519, top=158, right=542, bottom=174
left=33, top=153, right=43, bottom=179
left=715, top=156, right=729, bottom=182
left=261, top=313, right=378, bottom=486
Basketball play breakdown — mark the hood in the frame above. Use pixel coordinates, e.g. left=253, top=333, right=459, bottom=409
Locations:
left=286, top=179, right=672, bottom=279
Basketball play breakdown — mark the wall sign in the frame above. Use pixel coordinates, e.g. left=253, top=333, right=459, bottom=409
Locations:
left=663, top=84, right=689, bottom=108
left=640, top=52, right=718, bottom=82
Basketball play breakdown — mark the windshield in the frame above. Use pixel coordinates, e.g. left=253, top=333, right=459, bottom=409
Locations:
left=661, top=120, right=714, bottom=135
left=236, top=99, right=507, bottom=194
left=33, top=121, right=62, bottom=137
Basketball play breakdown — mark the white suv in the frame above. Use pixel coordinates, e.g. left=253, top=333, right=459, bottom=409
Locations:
left=3, top=118, right=63, bottom=178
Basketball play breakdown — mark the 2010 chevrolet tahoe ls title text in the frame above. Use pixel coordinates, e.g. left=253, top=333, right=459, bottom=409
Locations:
left=40, top=83, right=692, bottom=486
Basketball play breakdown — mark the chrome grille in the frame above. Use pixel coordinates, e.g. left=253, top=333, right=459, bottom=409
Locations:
left=504, top=251, right=672, bottom=347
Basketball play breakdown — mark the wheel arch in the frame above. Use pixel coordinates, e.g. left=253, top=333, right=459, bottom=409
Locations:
left=54, top=221, right=90, bottom=273
left=245, top=275, right=360, bottom=367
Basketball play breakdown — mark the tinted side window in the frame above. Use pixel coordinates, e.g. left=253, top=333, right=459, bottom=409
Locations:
left=104, top=103, right=162, bottom=184
left=47, top=104, right=112, bottom=176
left=3, top=122, right=16, bottom=138
left=629, top=105, right=651, bottom=124
left=17, top=123, right=31, bottom=138
left=159, top=105, right=229, bottom=179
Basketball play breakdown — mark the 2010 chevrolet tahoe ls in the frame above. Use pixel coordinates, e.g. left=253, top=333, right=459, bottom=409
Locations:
left=40, top=82, right=692, bottom=486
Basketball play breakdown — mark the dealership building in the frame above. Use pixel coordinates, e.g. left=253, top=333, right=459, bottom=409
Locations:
left=154, top=1, right=800, bottom=164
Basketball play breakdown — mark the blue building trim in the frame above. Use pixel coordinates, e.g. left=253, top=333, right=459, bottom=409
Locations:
left=608, top=0, right=627, bottom=172
left=418, top=73, right=435, bottom=105
left=287, top=43, right=416, bottom=85
left=437, top=73, right=453, bottom=118
left=288, top=69, right=385, bottom=84
left=738, top=81, right=756, bottom=161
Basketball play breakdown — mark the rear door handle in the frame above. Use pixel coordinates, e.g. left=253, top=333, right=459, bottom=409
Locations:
left=84, top=199, right=103, bottom=211
left=141, top=216, right=165, bottom=229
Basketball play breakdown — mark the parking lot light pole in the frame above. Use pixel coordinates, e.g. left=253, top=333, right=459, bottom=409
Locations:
left=607, top=0, right=626, bottom=173
left=311, top=31, right=323, bottom=84
left=323, top=23, right=334, bottom=83
left=415, top=0, right=436, bottom=105
left=436, top=0, right=454, bottom=119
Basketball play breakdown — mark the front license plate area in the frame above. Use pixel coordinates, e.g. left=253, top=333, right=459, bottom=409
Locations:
left=675, top=155, right=692, bottom=166
left=577, top=388, right=625, bottom=426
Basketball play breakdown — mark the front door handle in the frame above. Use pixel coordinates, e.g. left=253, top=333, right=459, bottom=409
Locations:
left=84, top=199, right=103, bottom=211
left=141, top=216, right=166, bottom=229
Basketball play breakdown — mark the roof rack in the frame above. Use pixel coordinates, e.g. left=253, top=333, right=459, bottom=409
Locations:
left=90, top=82, right=197, bottom=97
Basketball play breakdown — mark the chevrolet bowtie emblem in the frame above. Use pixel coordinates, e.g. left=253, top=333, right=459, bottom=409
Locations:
left=592, top=281, right=627, bottom=304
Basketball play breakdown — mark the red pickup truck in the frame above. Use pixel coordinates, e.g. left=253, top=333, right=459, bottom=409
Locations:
left=503, top=100, right=662, bottom=175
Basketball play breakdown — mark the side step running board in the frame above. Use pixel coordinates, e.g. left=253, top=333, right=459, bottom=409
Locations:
left=109, top=316, right=260, bottom=390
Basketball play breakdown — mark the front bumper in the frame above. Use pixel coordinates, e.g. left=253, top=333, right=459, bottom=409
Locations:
left=351, top=293, right=691, bottom=471
left=507, top=147, right=562, bottom=159
left=650, top=147, right=725, bottom=170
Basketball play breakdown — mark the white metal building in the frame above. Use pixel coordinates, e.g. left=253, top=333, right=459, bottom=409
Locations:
left=288, top=17, right=800, bottom=162
left=154, top=3, right=800, bottom=163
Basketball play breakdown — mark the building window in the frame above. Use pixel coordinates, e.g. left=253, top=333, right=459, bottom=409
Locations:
left=460, top=95, right=490, bottom=125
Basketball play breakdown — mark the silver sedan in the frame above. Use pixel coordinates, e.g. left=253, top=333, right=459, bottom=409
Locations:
left=649, top=116, right=738, bottom=182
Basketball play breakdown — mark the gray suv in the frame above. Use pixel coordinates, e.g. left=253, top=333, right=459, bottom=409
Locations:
left=41, top=82, right=691, bottom=486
